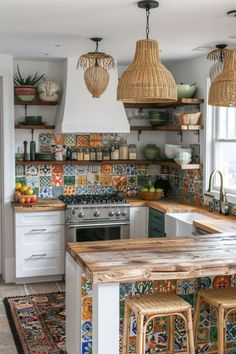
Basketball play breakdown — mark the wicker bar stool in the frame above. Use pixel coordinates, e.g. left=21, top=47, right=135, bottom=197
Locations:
left=194, top=288, right=236, bottom=354
left=122, top=292, right=195, bottom=354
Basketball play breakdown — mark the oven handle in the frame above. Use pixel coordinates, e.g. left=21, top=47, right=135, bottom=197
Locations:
left=66, top=222, right=130, bottom=228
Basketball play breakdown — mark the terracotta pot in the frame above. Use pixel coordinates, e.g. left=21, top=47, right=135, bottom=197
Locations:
left=15, top=85, right=36, bottom=101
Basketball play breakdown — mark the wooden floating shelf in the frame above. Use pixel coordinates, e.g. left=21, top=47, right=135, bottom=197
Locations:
left=15, top=124, right=55, bottom=130
left=15, top=98, right=59, bottom=106
left=124, top=98, right=204, bottom=109
left=130, top=125, right=203, bottom=132
left=15, top=160, right=202, bottom=170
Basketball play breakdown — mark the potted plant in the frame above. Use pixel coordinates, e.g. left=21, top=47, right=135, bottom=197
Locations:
left=14, top=65, right=44, bottom=101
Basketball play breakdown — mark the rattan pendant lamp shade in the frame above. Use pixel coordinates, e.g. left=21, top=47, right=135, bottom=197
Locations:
left=117, top=1, right=177, bottom=103
left=209, top=49, right=236, bottom=107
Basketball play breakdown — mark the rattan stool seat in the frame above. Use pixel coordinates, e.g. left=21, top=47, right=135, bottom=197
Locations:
left=198, top=287, right=236, bottom=309
left=126, top=293, right=191, bottom=316
left=122, top=292, right=194, bottom=354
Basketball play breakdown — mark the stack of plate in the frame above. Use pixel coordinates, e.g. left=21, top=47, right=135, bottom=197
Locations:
left=36, top=152, right=55, bottom=161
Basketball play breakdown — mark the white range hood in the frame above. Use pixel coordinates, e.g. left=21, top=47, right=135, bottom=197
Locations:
left=56, top=58, right=130, bottom=133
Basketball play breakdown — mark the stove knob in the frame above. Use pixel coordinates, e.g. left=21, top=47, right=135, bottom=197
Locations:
left=94, top=210, right=100, bottom=217
left=78, top=211, right=85, bottom=218
left=109, top=211, right=115, bottom=217
left=121, top=210, right=128, bottom=216
left=71, top=208, right=75, bottom=216
left=115, top=210, right=121, bottom=217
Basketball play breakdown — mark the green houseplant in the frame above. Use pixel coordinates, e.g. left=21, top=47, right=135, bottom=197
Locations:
left=14, top=65, right=44, bottom=101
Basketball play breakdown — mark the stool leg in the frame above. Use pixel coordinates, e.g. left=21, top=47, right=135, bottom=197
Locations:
left=186, top=308, right=195, bottom=354
left=136, top=313, right=144, bottom=354
left=218, top=306, right=225, bottom=354
left=122, top=303, right=131, bottom=354
left=193, top=294, right=202, bottom=349
left=167, top=315, right=175, bottom=353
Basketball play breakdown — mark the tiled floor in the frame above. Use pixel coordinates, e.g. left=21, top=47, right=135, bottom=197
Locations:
left=0, top=277, right=65, bottom=353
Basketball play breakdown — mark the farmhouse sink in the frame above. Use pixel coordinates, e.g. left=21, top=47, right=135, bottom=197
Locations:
left=165, top=212, right=215, bottom=237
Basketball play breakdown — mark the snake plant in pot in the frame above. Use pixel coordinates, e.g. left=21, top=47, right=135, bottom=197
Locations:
left=14, top=65, right=44, bottom=101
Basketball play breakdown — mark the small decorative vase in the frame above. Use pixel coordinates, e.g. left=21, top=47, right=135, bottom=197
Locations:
left=37, top=78, right=60, bottom=102
left=15, top=85, right=36, bottom=101
left=143, top=144, right=160, bottom=161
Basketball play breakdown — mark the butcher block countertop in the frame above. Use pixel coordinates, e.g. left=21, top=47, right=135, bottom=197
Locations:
left=67, top=234, right=236, bottom=284
left=12, top=198, right=65, bottom=212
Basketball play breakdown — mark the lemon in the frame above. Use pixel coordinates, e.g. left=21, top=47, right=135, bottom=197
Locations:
left=15, top=182, right=22, bottom=190
left=20, top=185, right=28, bottom=194
left=26, top=188, right=34, bottom=195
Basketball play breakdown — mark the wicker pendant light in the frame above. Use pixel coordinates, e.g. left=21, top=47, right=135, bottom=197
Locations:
left=77, top=38, right=116, bottom=98
left=209, top=49, right=236, bottom=107
left=117, top=0, right=177, bottom=103
left=207, top=44, right=227, bottom=82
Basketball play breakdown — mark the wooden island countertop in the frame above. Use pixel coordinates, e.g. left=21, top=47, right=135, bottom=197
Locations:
left=67, top=233, right=236, bottom=285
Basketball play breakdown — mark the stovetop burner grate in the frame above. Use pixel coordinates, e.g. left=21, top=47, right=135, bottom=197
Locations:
left=59, top=194, right=127, bottom=205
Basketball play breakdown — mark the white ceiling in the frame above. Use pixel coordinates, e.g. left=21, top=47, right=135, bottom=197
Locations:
left=1, top=0, right=236, bottom=64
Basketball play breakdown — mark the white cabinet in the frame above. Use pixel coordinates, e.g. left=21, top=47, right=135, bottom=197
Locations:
left=15, top=211, right=65, bottom=279
left=130, top=207, right=148, bottom=239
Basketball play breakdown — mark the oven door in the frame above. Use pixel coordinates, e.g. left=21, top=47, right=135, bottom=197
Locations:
left=66, top=221, right=130, bottom=242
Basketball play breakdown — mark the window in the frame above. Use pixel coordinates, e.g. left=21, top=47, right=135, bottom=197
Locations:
left=206, top=80, right=236, bottom=201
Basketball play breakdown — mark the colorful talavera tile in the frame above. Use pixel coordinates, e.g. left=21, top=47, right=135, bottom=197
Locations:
left=76, top=135, right=90, bottom=147
left=177, top=279, right=196, bottom=295
left=52, top=164, right=63, bottom=176
left=63, top=165, right=75, bottom=176
left=52, top=186, right=64, bottom=197
left=38, top=165, right=52, bottom=176
left=112, top=176, right=127, bottom=192
left=82, top=297, right=92, bottom=321
left=134, top=281, right=152, bottom=294
left=113, top=164, right=127, bottom=175
left=213, top=275, right=231, bottom=288
left=39, top=187, right=52, bottom=198
left=40, top=176, right=52, bottom=188
left=87, top=174, right=100, bottom=186
left=64, top=176, right=75, bottom=186
left=75, top=165, right=89, bottom=175
left=102, top=134, right=112, bottom=146
left=51, top=133, right=65, bottom=145
left=126, top=176, right=138, bottom=196
left=101, top=164, right=112, bottom=174
left=100, top=175, right=112, bottom=188
left=76, top=175, right=87, bottom=186
left=146, top=332, right=167, bottom=352
left=126, top=164, right=138, bottom=176
left=39, top=145, right=53, bottom=153
left=64, top=133, right=76, bottom=146
left=52, top=175, right=63, bottom=186
left=88, top=165, right=100, bottom=174
left=82, top=341, right=92, bottom=354
left=195, top=277, right=212, bottom=290
left=76, top=186, right=89, bottom=195
left=137, top=165, right=148, bottom=176
left=25, top=165, right=38, bottom=176
left=82, top=275, right=92, bottom=298
left=82, top=321, right=92, bottom=342
left=15, top=177, right=26, bottom=185
left=154, top=280, right=176, bottom=293
left=39, top=133, right=52, bottom=146
left=15, top=165, right=25, bottom=176
left=63, top=186, right=76, bottom=195
left=89, top=133, right=102, bottom=147
left=26, top=176, right=40, bottom=188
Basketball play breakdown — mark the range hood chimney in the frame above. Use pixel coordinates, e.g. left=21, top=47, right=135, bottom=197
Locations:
left=56, top=58, right=130, bottom=133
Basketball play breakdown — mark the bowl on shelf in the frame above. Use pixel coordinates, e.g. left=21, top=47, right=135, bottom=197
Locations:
left=174, top=151, right=192, bottom=165
left=176, top=111, right=201, bottom=125
left=148, top=111, right=168, bottom=126
left=164, top=144, right=181, bottom=159
left=25, top=116, right=42, bottom=124
left=143, top=144, right=160, bottom=160
left=177, top=83, right=197, bottom=99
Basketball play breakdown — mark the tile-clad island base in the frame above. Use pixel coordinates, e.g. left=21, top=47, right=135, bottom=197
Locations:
left=66, top=235, right=236, bottom=354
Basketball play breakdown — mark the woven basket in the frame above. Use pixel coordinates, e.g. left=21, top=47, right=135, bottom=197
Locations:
left=176, top=111, right=201, bottom=125
left=140, top=191, right=163, bottom=200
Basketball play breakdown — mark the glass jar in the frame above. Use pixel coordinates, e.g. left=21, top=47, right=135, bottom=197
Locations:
left=71, top=148, right=77, bottom=160
left=111, top=143, right=119, bottom=160
left=128, top=144, right=137, bottom=160
left=90, top=147, right=96, bottom=161
left=77, top=147, right=84, bottom=161
left=103, top=146, right=111, bottom=161
left=96, top=147, right=103, bottom=161
left=84, top=147, right=90, bottom=161
left=119, top=137, right=128, bottom=160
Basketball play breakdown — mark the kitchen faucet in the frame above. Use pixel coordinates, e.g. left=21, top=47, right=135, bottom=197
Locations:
left=207, top=170, right=224, bottom=214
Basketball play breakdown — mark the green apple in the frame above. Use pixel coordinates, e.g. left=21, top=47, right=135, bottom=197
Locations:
left=149, top=187, right=156, bottom=193
left=156, top=188, right=164, bottom=193
left=141, top=187, right=148, bottom=192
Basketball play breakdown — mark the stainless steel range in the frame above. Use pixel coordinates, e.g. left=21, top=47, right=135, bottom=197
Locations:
left=59, top=194, right=130, bottom=242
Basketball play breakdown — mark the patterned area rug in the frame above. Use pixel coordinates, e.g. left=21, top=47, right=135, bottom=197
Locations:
left=3, top=292, right=66, bottom=354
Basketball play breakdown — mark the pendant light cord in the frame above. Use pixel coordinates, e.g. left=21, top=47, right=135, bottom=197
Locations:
left=146, top=8, right=150, bottom=39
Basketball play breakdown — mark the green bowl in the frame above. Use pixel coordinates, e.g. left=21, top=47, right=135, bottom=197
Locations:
left=25, top=116, right=42, bottom=124
left=177, top=84, right=197, bottom=99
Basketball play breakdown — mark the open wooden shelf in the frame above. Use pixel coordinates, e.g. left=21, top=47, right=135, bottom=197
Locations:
left=15, top=159, right=202, bottom=170
left=124, top=98, right=204, bottom=109
left=15, top=124, right=55, bottom=130
left=15, top=98, right=59, bottom=106
left=130, top=124, right=203, bottom=132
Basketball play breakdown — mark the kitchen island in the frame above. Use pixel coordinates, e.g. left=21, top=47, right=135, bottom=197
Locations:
left=66, top=234, right=236, bottom=354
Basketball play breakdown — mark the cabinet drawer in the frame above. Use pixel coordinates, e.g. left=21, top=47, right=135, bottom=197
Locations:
left=16, top=249, right=64, bottom=278
left=149, top=208, right=164, bottom=226
left=15, top=211, right=65, bottom=227
left=15, top=225, right=65, bottom=251
left=149, top=220, right=165, bottom=238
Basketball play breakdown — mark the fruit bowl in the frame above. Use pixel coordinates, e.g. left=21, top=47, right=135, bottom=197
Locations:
left=140, top=191, right=163, bottom=200
left=15, top=194, right=37, bottom=203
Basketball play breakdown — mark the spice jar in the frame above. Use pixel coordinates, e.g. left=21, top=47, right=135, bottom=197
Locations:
left=77, top=147, right=84, bottom=161
left=103, top=146, right=111, bottom=161
left=90, top=147, right=96, bottom=161
left=119, top=137, right=128, bottom=160
left=128, top=144, right=137, bottom=160
left=111, top=143, right=119, bottom=160
left=96, top=147, right=103, bottom=161
left=84, top=147, right=90, bottom=161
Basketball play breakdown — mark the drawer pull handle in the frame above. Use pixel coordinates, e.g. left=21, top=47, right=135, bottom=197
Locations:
left=25, top=253, right=47, bottom=260
left=29, top=229, right=47, bottom=233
